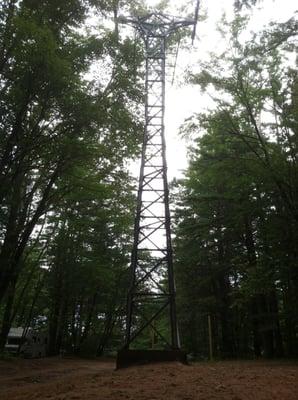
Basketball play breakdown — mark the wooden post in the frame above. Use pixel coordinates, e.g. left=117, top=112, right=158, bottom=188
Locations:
left=208, top=315, right=213, bottom=361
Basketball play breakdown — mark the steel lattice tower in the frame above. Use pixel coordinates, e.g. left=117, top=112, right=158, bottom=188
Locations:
left=117, top=12, right=195, bottom=368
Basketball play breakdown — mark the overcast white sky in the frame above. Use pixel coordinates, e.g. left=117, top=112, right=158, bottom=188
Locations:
left=141, top=0, right=297, bottom=180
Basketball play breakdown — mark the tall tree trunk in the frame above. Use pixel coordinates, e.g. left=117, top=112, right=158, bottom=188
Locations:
left=0, top=164, right=61, bottom=304
left=268, top=289, right=284, bottom=357
left=244, top=215, right=264, bottom=357
left=216, top=235, right=235, bottom=358
left=0, top=277, right=17, bottom=352
left=96, top=311, right=117, bottom=356
left=79, top=292, right=98, bottom=346
left=0, top=169, right=24, bottom=303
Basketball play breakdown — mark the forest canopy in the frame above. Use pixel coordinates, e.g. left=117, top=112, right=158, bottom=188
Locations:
left=0, top=0, right=144, bottom=355
left=174, top=10, right=298, bottom=358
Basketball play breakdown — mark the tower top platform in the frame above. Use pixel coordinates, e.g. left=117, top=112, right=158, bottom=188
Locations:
left=118, top=12, right=195, bottom=37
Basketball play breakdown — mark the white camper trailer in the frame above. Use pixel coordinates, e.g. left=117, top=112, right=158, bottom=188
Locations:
left=5, top=327, right=47, bottom=358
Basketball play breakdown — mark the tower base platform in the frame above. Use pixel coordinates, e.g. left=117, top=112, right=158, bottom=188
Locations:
left=116, top=349, right=187, bottom=369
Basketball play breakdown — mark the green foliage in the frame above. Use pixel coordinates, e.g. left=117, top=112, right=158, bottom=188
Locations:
left=174, top=9, right=298, bottom=359
left=0, top=0, right=145, bottom=354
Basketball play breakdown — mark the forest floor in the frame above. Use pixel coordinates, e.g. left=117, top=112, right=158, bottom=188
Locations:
left=0, top=357, right=298, bottom=400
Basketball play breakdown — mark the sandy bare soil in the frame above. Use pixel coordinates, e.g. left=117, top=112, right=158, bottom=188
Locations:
left=0, top=357, right=297, bottom=400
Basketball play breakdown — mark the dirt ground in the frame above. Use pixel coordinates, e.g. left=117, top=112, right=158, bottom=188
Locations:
left=0, top=357, right=297, bottom=400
